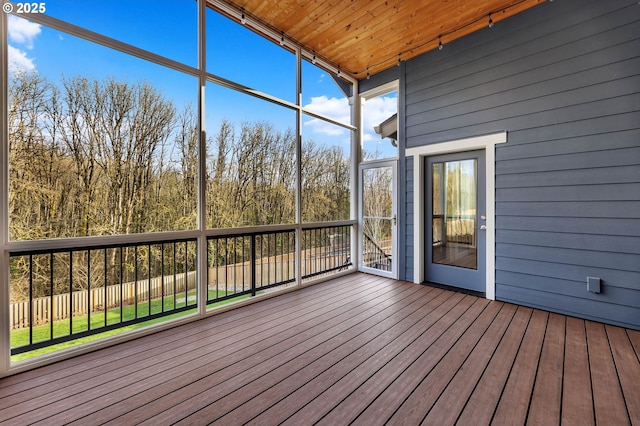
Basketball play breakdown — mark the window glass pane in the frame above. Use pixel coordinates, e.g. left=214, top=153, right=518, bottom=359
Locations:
left=362, top=90, right=398, bottom=160
left=206, top=7, right=296, bottom=103
left=40, top=0, right=197, bottom=66
left=302, top=113, right=351, bottom=222
left=432, top=160, right=478, bottom=269
left=206, top=83, right=297, bottom=228
left=302, top=59, right=352, bottom=126
left=8, top=17, right=198, bottom=240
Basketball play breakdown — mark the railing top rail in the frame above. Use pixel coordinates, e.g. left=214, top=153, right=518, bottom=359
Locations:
left=6, top=221, right=357, bottom=255
left=205, top=224, right=297, bottom=239
left=300, top=220, right=356, bottom=230
left=8, top=232, right=199, bottom=256
left=205, top=220, right=356, bottom=239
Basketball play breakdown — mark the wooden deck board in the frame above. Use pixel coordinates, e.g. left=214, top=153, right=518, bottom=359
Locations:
left=141, top=280, right=432, bottom=425
left=605, top=325, right=640, bottom=425
left=587, top=321, right=630, bottom=425
left=527, top=312, right=565, bottom=424
left=420, top=302, right=517, bottom=425
left=351, top=297, right=488, bottom=425
left=306, top=291, right=464, bottom=426
left=492, top=309, right=548, bottom=425
left=215, top=291, right=465, bottom=425
left=562, top=316, right=595, bottom=426
left=455, top=305, right=532, bottom=425
left=0, top=273, right=638, bottom=426
left=385, top=301, right=503, bottom=424
left=628, top=329, right=640, bottom=357
left=68, top=276, right=404, bottom=425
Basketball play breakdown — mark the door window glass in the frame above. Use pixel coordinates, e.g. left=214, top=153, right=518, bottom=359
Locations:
left=431, top=159, right=477, bottom=269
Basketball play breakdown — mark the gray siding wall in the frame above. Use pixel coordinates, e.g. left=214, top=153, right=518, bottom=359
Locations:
left=404, top=156, right=414, bottom=282
left=401, top=0, right=640, bottom=329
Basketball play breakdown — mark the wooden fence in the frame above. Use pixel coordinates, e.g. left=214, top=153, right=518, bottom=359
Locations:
left=9, top=271, right=197, bottom=330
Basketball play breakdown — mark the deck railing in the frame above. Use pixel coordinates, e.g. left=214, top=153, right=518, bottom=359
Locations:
left=9, top=223, right=354, bottom=357
left=9, top=238, right=198, bottom=356
left=206, top=229, right=297, bottom=304
left=205, top=223, right=353, bottom=305
left=363, top=233, right=392, bottom=271
left=301, top=223, right=352, bottom=279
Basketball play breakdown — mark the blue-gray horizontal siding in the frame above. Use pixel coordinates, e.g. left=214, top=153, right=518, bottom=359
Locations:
left=402, top=0, right=640, bottom=329
left=405, top=156, right=414, bottom=282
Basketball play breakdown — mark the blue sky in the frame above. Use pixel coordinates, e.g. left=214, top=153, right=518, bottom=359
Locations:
left=7, top=0, right=398, bottom=157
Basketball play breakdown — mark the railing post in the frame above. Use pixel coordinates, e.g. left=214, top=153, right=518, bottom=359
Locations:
left=250, top=234, right=256, bottom=297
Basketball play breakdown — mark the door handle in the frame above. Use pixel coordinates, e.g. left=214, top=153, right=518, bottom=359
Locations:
left=480, top=225, right=487, bottom=231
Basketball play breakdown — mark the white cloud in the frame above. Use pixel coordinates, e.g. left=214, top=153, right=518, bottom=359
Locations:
left=362, top=94, right=398, bottom=158
left=303, top=95, right=351, bottom=137
left=304, top=95, right=350, bottom=122
left=302, top=93, right=398, bottom=155
left=8, top=15, right=42, bottom=49
left=7, top=15, right=41, bottom=75
left=362, top=95, right=397, bottom=137
left=8, top=45, right=36, bottom=75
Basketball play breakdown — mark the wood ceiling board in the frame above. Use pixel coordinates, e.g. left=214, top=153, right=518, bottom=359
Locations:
left=303, top=1, right=410, bottom=50
left=215, top=0, right=547, bottom=78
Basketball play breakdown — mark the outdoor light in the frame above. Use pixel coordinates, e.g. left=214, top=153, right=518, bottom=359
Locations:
left=241, top=9, right=246, bottom=24
left=280, top=32, right=284, bottom=46
left=438, top=36, right=444, bottom=50
left=488, top=14, right=494, bottom=28
left=397, top=55, right=402, bottom=66
left=367, top=68, right=370, bottom=79
left=312, top=52, right=316, bottom=65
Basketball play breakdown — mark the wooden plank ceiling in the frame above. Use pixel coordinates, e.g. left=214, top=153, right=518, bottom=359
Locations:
left=212, top=0, right=547, bottom=79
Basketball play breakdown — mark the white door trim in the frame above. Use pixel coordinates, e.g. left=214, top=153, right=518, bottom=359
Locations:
left=406, top=132, right=507, bottom=300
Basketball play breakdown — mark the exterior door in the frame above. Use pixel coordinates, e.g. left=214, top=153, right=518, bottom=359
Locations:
left=359, top=160, right=397, bottom=278
left=426, top=151, right=486, bottom=292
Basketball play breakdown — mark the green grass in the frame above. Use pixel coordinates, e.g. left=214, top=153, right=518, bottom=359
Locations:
left=10, top=289, right=250, bottom=362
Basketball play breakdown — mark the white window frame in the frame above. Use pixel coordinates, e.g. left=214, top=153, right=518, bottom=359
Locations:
left=359, top=80, right=399, bottom=163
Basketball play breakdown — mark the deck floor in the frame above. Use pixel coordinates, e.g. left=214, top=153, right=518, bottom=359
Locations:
left=1, top=273, right=639, bottom=425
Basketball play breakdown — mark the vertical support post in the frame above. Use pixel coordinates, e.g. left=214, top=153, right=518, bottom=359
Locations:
left=134, top=247, right=138, bottom=318
left=250, top=234, right=256, bottom=297
left=29, top=255, right=33, bottom=347
left=69, top=251, right=74, bottom=335
left=103, top=249, right=108, bottom=326
left=295, top=46, right=303, bottom=287
left=351, top=80, right=361, bottom=273
left=173, top=242, right=177, bottom=310
left=87, top=250, right=91, bottom=329
left=50, top=253, right=54, bottom=337
left=397, top=60, right=407, bottom=281
left=0, top=10, right=10, bottom=375
left=197, top=0, right=208, bottom=315
left=160, top=244, right=164, bottom=313
left=119, top=247, right=123, bottom=323
left=147, top=244, right=152, bottom=315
